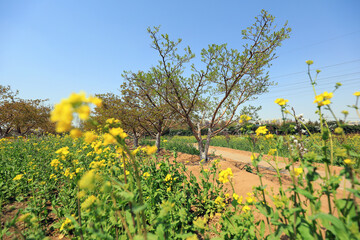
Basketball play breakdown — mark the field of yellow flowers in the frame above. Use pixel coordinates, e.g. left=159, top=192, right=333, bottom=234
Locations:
left=1, top=60, right=360, bottom=239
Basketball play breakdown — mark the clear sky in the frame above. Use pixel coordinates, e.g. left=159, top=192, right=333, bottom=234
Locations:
left=1, top=0, right=360, bottom=122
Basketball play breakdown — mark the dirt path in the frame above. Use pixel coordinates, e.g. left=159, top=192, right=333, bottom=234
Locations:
left=204, top=145, right=353, bottom=190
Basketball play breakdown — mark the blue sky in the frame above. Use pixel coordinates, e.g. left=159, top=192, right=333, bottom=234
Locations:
left=1, top=0, right=359, bottom=122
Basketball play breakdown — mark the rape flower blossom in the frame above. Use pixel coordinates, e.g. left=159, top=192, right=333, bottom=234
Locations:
left=334, top=127, right=344, bottom=134
left=109, top=127, right=128, bottom=139
left=143, top=145, right=157, bottom=155
left=256, top=126, right=268, bottom=135
left=239, top=114, right=251, bottom=124
left=106, top=118, right=120, bottom=124
left=242, top=205, right=251, bottom=212
left=81, top=195, right=98, bottom=210
left=84, top=131, right=98, bottom=144
left=88, top=96, right=102, bottom=107
left=232, top=193, right=243, bottom=204
left=305, top=60, right=314, bottom=65
left=55, top=147, right=69, bottom=155
left=78, top=170, right=96, bottom=191
left=103, top=133, right=117, bottom=146
left=218, top=168, right=233, bottom=183
left=76, top=105, right=90, bottom=120
left=13, top=174, right=23, bottom=181
left=274, top=98, right=288, bottom=106
left=268, top=148, right=277, bottom=156
left=165, top=174, right=172, bottom=182
left=341, top=110, right=349, bottom=115
left=354, top=91, right=360, bottom=97
left=265, top=133, right=274, bottom=139
left=292, top=167, right=303, bottom=177
left=143, top=172, right=150, bottom=179
left=246, top=192, right=255, bottom=204
left=50, top=92, right=102, bottom=132
left=344, top=159, right=354, bottom=165
left=313, top=91, right=333, bottom=106
left=70, top=128, right=82, bottom=139
left=215, top=196, right=226, bottom=208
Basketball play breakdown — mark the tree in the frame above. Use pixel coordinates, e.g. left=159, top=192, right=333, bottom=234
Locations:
left=128, top=10, right=290, bottom=161
left=121, top=72, right=178, bottom=152
left=90, top=92, right=147, bottom=148
left=0, top=85, right=54, bottom=137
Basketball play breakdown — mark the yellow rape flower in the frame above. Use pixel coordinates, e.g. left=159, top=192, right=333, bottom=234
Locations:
left=233, top=193, right=239, bottom=201
left=106, top=118, right=115, bottom=124
left=81, top=195, right=98, bottom=210
left=305, top=60, right=314, bottom=65
left=68, top=91, right=87, bottom=104
left=313, top=91, right=333, bottom=106
left=50, top=101, right=73, bottom=133
left=50, top=159, right=61, bottom=169
left=242, top=205, right=251, bottom=212
left=76, top=105, right=90, bottom=120
left=88, top=96, right=102, bottom=107
left=344, top=159, right=354, bottom=165
left=78, top=170, right=96, bottom=191
left=109, top=127, right=128, bottom=139
left=214, top=196, right=226, bottom=208
left=13, top=174, right=23, bottom=181
left=165, top=174, right=172, bottom=182
left=255, top=126, right=268, bottom=136
left=353, top=91, right=360, bottom=97
left=246, top=192, right=255, bottom=204
left=143, top=172, right=150, bottom=179
left=239, top=114, right=251, bottom=123
left=186, top=235, right=199, bottom=240
left=274, top=98, right=288, bottom=106
left=103, top=133, right=116, bottom=145
left=84, top=131, right=97, bottom=143
left=292, top=167, right=303, bottom=177
left=144, top=145, right=157, bottom=155
left=265, top=133, right=274, bottom=139
left=56, top=147, right=69, bottom=155
left=268, top=148, right=277, bottom=156
left=218, top=168, right=233, bottom=183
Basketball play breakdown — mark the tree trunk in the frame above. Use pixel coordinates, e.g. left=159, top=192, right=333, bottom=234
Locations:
left=132, top=129, right=139, bottom=148
left=155, top=132, right=161, bottom=152
left=198, top=127, right=212, bottom=162
left=133, top=135, right=139, bottom=148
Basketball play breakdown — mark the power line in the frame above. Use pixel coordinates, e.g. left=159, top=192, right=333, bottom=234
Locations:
left=270, top=72, right=360, bottom=90
left=270, top=59, right=360, bottom=79
left=254, top=80, right=360, bottom=100
left=278, top=30, right=360, bottom=55
left=266, top=77, right=360, bottom=94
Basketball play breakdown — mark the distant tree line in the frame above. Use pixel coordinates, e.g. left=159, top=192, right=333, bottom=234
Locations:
left=0, top=85, right=55, bottom=138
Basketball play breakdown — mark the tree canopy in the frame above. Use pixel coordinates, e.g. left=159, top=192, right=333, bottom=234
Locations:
left=124, top=10, right=291, bottom=160
left=0, top=85, right=54, bottom=137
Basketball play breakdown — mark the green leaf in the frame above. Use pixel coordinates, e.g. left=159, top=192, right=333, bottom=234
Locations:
left=296, top=188, right=317, bottom=201
left=312, top=213, right=348, bottom=239
left=132, top=204, right=147, bottom=214
left=297, top=221, right=315, bottom=240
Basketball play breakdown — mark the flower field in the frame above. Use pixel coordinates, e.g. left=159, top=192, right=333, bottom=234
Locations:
left=161, top=133, right=360, bottom=167
left=1, top=62, right=360, bottom=239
